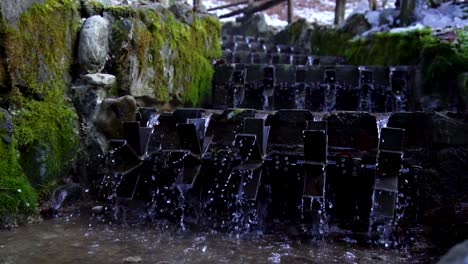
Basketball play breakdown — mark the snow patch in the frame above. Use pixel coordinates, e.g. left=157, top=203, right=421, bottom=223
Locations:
left=264, top=14, right=288, bottom=27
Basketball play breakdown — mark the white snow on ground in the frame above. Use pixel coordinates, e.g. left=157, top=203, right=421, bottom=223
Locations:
left=264, top=13, right=288, bottom=27
left=294, top=9, right=335, bottom=24
left=202, top=0, right=361, bottom=26
left=417, top=2, right=468, bottom=28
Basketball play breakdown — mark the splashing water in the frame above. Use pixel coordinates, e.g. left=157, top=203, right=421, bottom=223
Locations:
left=376, top=114, right=391, bottom=138
left=146, top=113, right=160, bottom=128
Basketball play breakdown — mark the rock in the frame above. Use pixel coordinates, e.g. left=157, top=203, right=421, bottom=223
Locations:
left=78, top=15, right=110, bottom=73
left=82, top=73, right=116, bottom=88
left=378, top=9, right=399, bottom=26
left=169, top=2, right=194, bottom=24
left=341, top=14, right=371, bottom=36
left=72, top=85, right=100, bottom=122
left=94, top=95, right=138, bottom=139
left=109, top=18, right=134, bottom=54
left=437, top=240, right=468, bottom=264
left=123, top=256, right=142, bottom=263
left=195, top=3, right=207, bottom=14
left=0, top=0, right=45, bottom=26
left=49, top=183, right=82, bottom=211
left=272, top=18, right=310, bottom=47
left=365, top=11, right=380, bottom=27
left=0, top=108, right=14, bottom=144
left=223, top=14, right=276, bottom=40
left=79, top=0, right=104, bottom=18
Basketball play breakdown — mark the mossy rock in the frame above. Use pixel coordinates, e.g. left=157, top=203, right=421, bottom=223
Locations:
left=106, top=5, right=221, bottom=107
left=13, top=100, right=79, bottom=187
left=0, top=137, right=37, bottom=224
left=0, top=0, right=81, bottom=222
left=341, top=13, right=371, bottom=36
left=273, top=18, right=311, bottom=47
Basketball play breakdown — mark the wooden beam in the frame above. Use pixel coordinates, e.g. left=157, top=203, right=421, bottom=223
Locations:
left=207, top=0, right=249, bottom=11
left=287, top=0, right=293, bottom=24
left=219, top=0, right=286, bottom=19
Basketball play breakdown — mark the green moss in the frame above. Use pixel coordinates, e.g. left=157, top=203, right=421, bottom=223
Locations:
left=108, top=7, right=221, bottom=106
left=13, top=99, right=78, bottom=187
left=0, top=140, right=37, bottom=222
left=1, top=0, right=80, bottom=101
left=0, top=0, right=81, bottom=222
left=343, top=29, right=435, bottom=66
left=310, top=26, right=353, bottom=56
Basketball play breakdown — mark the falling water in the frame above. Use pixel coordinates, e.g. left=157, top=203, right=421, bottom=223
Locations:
left=146, top=113, right=160, bottom=128
left=376, top=114, right=391, bottom=138
left=263, top=94, right=270, bottom=111
left=324, top=84, right=336, bottom=112
left=294, top=88, right=305, bottom=109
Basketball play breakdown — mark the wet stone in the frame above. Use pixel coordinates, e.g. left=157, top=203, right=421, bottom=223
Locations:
left=82, top=73, right=116, bottom=88
left=0, top=108, right=14, bottom=144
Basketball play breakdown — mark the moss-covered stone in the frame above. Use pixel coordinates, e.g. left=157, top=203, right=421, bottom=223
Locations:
left=0, top=140, right=37, bottom=223
left=107, top=6, right=221, bottom=107
left=13, top=100, right=78, bottom=187
left=1, top=0, right=80, bottom=101
left=0, top=0, right=81, bottom=222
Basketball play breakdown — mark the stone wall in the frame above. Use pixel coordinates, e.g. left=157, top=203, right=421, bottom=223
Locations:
left=0, top=0, right=221, bottom=225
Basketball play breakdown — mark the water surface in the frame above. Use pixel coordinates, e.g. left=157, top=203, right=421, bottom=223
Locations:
left=0, top=214, right=430, bottom=264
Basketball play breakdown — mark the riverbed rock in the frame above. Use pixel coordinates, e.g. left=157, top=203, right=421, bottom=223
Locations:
left=78, top=15, right=110, bottom=73
left=49, top=183, right=82, bottom=211
left=94, top=95, right=138, bottom=139
left=0, top=108, right=14, bottom=144
left=437, top=240, right=468, bottom=264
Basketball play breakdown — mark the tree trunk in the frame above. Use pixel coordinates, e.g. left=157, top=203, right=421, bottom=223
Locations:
left=334, top=0, right=346, bottom=25
left=287, top=0, right=294, bottom=24
left=400, top=0, right=416, bottom=26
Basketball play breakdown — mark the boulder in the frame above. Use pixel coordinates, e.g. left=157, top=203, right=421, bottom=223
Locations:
left=94, top=95, right=138, bottom=139
left=341, top=13, right=371, bottom=36
left=78, top=15, right=110, bottom=73
left=49, top=183, right=82, bottom=211
left=378, top=8, right=399, bottom=26
left=72, top=85, right=100, bottom=122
